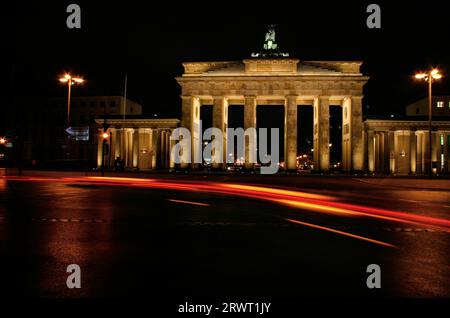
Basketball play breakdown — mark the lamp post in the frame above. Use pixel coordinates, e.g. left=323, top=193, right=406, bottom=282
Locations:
left=101, top=132, right=109, bottom=177
left=415, top=68, right=443, bottom=178
left=59, top=74, right=84, bottom=128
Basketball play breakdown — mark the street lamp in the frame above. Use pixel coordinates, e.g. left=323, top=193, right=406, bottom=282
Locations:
left=0, top=137, right=6, bottom=145
left=59, top=73, right=84, bottom=128
left=414, top=68, right=443, bottom=177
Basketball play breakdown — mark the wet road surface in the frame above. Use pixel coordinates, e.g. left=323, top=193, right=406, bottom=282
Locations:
left=0, top=175, right=449, bottom=299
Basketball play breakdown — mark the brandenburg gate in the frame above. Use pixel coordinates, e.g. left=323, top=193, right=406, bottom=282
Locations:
left=176, top=58, right=369, bottom=171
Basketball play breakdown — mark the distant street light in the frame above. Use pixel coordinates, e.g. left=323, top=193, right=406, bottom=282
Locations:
left=0, top=137, right=6, bottom=145
left=59, top=73, right=84, bottom=128
left=414, top=68, right=443, bottom=177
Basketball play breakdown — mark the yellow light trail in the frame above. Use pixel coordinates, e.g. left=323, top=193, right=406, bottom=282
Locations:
left=85, top=177, right=155, bottom=183
left=221, top=183, right=335, bottom=201
left=285, top=218, right=397, bottom=249
left=274, top=198, right=419, bottom=225
left=168, top=199, right=210, bottom=207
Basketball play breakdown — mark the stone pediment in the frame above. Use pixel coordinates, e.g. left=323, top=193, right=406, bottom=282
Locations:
left=181, top=59, right=363, bottom=77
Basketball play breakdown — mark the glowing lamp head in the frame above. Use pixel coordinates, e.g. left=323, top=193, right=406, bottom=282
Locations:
left=102, top=132, right=109, bottom=139
left=59, top=74, right=84, bottom=85
left=415, top=73, right=426, bottom=79
left=432, top=73, right=442, bottom=80
left=0, top=138, right=6, bottom=144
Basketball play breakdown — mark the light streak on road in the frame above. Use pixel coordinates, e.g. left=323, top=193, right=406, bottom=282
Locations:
left=220, top=184, right=336, bottom=201
left=285, top=218, right=398, bottom=249
left=168, top=199, right=210, bottom=207
left=273, top=198, right=429, bottom=226
left=73, top=177, right=155, bottom=183
left=4, top=176, right=450, bottom=232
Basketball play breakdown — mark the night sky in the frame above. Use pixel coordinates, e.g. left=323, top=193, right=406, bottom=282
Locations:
left=7, top=1, right=450, bottom=124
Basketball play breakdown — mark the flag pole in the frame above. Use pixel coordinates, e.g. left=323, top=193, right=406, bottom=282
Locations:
left=121, top=73, right=127, bottom=164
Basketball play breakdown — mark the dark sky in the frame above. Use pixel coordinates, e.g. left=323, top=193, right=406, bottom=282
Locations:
left=7, top=0, right=450, bottom=122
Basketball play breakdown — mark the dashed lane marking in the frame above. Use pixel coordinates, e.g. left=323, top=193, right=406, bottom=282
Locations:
left=0, top=215, right=446, bottom=232
left=30, top=217, right=108, bottom=223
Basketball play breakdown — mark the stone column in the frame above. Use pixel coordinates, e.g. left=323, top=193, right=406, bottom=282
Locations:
left=180, top=96, right=201, bottom=169
left=314, top=96, right=330, bottom=171
left=161, top=130, right=169, bottom=169
left=423, top=131, right=430, bottom=174
left=97, top=128, right=103, bottom=168
left=136, top=128, right=144, bottom=170
left=374, top=132, right=380, bottom=172
left=150, top=129, right=158, bottom=170
left=160, top=131, right=164, bottom=169
left=380, top=132, right=388, bottom=173
left=342, top=98, right=351, bottom=171
left=367, top=130, right=375, bottom=172
left=434, top=132, right=441, bottom=173
left=212, top=96, right=228, bottom=169
left=351, top=97, right=364, bottom=171
left=416, top=132, right=423, bottom=174
left=169, top=129, right=176, bottom=170
left=342, top=97, right=364, bottom=171
left=109, top=128, right=116, bottom=165
left=244, top=95, right=257, bottom=170
left=132, top=128, right=139, bottom=169
left=114, top=129, right=122, bottom=160
left=285, top=95, right=298, bottom=171
left=165, top=131, right=171, bottom=168
left=444, top=133, right=449, bottom=173
left=409, top=130, right=417, bottom=174
left=388, top=130, right=395, bottom=174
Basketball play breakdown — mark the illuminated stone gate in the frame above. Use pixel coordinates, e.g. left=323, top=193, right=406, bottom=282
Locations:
left=176, top=59, right=369, bottom=171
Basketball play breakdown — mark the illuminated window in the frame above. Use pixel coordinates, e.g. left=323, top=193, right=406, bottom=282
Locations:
left=437, top=101, right=444, bottom=108
left=441, top=154, right=445, bottom=172
left=441, top=134, right=445, bottom=146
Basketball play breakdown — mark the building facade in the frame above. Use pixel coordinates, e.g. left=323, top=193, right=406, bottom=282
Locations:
left=406, top=96, right=450, bottom=117
left=96, top=119, right=179, bottom=170
left=365, top=119, right=450, bottom=175
left=13, top=96, right=142, bottom=167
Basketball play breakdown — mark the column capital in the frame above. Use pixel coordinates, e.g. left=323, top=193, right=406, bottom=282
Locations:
left=180, top=95, right=200, bottom=101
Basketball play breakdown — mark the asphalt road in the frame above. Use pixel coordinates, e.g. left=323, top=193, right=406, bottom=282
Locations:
left=0, top=174, right=449, bottom=300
